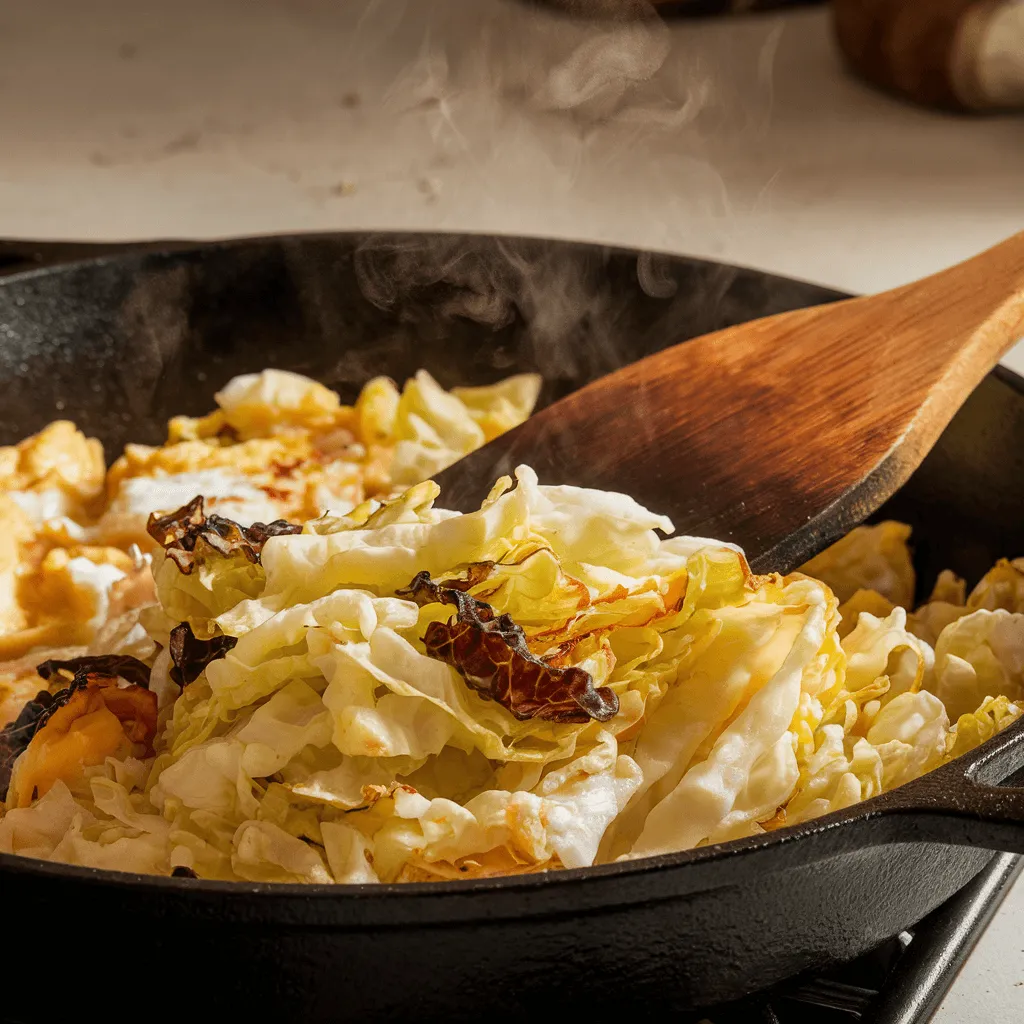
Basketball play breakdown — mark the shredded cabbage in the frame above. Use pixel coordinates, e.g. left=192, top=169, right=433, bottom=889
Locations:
left=1, top=373, right=1021, bottom=885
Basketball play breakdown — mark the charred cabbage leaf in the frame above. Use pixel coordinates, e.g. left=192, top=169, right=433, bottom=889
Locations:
left=0, top=655, right=154, bottom=799
left=36, top=654, right=152, bottom=690
left=146, top=496, right=302, bottom=575
left=169, top=622, right=238, bottom=686
left=398, top=571, right=618, bottom=724
left=6, top=679, right=157, bottom=808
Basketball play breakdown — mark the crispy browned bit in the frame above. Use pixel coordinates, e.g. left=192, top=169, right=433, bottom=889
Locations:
left=397, top=563, right=495, bottom=603
left=36, top=654, right=152, bottom=689
left=271, top=459, right=302, bottom=479
left=146, top=495, right=204, bottom=554
left=171, top=866, right=199, bottom=879
left=169, top=622, right=238, bottom=686
left=759, top=807, right=788, bottom=832
left=244, top=518, right=305, bottom=545
left=146, top=496, right=302, bottom=575
left=397, top=572, right=618, bottom=724
left=445, top=561, right=496, bottom=592
left=259, top=485, right=291, bottom=502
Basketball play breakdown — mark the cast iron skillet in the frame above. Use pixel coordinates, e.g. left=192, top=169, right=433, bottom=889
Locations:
left=1, top=233, right=1024, bottom=1022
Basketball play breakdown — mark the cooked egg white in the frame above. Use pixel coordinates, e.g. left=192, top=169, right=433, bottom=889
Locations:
left=101, top=469, right=284, bottom=538
left=6, top=488, right=76, bottom=523
left=64, top=557, right=127, bottom=630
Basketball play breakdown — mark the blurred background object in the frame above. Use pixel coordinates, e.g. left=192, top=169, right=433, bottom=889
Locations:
left=538, top=0, right=1024, bottom=112
left=537, top=1, right=827, bottom=15
left=834, top=0, right=1024, bottom=112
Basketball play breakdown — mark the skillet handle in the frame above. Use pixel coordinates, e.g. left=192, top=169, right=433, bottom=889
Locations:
left=875, top=715, right=1024, bottom=854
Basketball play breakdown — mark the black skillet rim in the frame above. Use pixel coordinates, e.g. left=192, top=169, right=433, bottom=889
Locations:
left=0, top=229, right=847, bottom=301
left=0, top=232, right=1019, bottom=916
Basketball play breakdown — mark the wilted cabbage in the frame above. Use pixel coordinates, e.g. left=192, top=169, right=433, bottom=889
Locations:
left=1, top=458, right=1021, bottom=884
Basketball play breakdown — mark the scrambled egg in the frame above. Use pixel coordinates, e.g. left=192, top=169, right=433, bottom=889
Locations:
left=0, top=369, right=540, bottom=727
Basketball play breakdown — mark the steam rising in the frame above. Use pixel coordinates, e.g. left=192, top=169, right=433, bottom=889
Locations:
left=353, top=235, right=621, bottom=383
left=333, top=0, right=782, bottom=386
left=364, top=0, right=708, bottom=177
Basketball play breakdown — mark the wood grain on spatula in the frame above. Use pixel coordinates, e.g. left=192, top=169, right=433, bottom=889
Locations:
left=434, top=231, right=1024, bottom=573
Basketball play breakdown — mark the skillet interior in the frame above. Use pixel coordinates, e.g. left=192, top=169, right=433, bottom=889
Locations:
left=0, top=233, right=1021, bottom=1019
left=4, top=232, right=1022, bottom=588
left=0, top=233, right=844, bottom=450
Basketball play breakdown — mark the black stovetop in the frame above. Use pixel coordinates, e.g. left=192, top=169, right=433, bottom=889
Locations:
left=693, top=853, right=1021, bottom=1024
left=0, top=237, right=1019, bottom=1024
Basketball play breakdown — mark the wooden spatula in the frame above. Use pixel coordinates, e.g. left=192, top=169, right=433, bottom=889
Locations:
left=434, top=231, right=1024, bottom=573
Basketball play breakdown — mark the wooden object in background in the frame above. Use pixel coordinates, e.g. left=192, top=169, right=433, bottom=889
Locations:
left=652, top=0, right=827, bottom=10
left=534, top=0, right=827, bottom=18
left=434, top=231, right=1024, bottom=573
left=834, top=0, right=1024, bottom=111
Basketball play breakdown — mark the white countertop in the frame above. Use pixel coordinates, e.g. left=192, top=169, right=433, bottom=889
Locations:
left=0, top=1, right=1023, bottom=1018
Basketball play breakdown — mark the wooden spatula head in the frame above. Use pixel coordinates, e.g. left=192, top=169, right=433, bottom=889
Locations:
left=435, top=232, right=1024, bottom=573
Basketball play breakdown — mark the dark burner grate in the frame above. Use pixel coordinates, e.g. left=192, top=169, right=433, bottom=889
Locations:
left=687, top=938, right=908, bottom=1024
left=690, top=852, right=1021, bottom=1024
